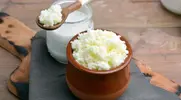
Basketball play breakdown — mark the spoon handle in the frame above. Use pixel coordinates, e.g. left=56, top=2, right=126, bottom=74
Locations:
left=67, top=0, right=92, bottom=13
left=79, top=0, right=92, bottom=5
left=67, top=1, right=82, bottom=13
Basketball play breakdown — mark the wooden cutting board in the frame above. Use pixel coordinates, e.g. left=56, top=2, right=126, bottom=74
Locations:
left=0, top=12, right=35, bottom=60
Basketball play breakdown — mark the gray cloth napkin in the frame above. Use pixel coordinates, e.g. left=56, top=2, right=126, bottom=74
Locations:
left=29, top=30, right=180, bottom=100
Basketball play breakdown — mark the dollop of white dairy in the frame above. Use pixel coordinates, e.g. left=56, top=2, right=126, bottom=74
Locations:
left=71, top=29, right=129, bottom=71
left=39, top=5, right=62, bottom=27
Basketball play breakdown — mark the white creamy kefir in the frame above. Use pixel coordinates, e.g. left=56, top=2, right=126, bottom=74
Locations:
left=46, top=0, right=94, bottom=64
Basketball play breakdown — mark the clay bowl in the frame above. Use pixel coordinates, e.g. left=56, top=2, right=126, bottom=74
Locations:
left=66, top=30, right=133, bottom=100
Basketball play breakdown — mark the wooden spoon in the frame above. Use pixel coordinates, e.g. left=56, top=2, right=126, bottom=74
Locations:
left=36, top=0, right=91, bottom=30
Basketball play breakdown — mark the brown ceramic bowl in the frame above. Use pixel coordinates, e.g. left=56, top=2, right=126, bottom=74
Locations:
left=66, top=30, right=132, bottom=100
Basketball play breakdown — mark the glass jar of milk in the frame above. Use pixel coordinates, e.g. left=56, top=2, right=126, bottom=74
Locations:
left=46, top=0, right=94, bottom=64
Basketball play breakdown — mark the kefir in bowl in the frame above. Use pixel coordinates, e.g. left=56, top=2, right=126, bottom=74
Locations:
left=66, top=29, right=133, bottom=100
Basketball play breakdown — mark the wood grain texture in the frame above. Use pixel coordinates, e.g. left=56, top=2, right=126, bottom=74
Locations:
left=0, top=48, right=20, bottom=66
left=0, top=11, right=34, bottom=100
left=0, top=64, right=18, bottom=100
left=0, top=0, right=181, bottom=99
left=131, top=0, right=159, bottom=2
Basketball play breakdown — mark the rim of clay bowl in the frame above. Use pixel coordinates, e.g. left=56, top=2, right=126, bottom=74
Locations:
left=66, top=29, right=133, bottom=75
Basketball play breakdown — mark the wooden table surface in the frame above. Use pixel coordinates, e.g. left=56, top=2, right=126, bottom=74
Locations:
left=0, top=0, right=181, bottom=99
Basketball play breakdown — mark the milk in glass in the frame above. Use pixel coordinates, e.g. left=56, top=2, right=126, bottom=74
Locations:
left=46, top=0, right=93, bottom=64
